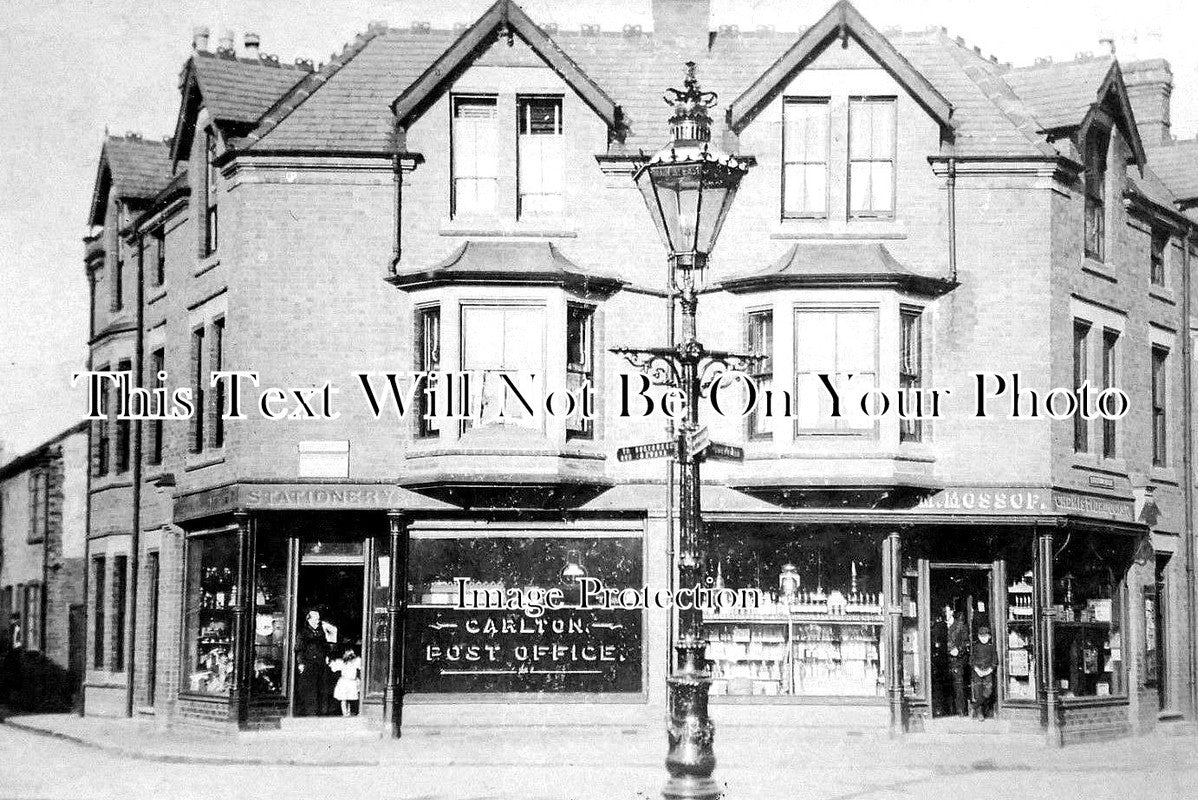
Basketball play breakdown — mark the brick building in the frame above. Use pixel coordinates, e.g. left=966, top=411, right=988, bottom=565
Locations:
left=0, top=422, right=89, bottom=711
left=81, top=1, right=1198, bottom=745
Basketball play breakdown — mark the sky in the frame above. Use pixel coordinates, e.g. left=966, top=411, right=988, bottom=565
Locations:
left=0, top=0, right=1195, bottom=459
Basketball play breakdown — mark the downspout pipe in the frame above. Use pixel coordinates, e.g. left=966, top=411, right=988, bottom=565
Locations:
left=1182, top=229, right=1196, bottom=720
left=947, top=156, right=958, bottom=283
left=125, top=225, right=145, bottom=718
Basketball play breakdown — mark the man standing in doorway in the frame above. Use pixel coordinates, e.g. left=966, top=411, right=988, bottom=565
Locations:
left=947, top=610, right=970, bottom=717
left=970, top=625, right=998, bottom=720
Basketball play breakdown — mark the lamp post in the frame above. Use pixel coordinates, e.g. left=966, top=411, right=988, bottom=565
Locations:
left=614, top=62, right=751, bottom=800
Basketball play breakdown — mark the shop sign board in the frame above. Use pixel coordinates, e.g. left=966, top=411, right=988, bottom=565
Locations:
left=405, top=607, right=643, bottom=693
left=914, top=486, right=1134, bottom=522
left=174, top=481, right=439, bottom=522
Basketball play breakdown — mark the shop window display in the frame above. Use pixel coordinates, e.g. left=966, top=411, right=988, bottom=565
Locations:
left=406, top=531, right=643, bottom=694
left=184, top=534, right=239, bottom=695
left=252, top=537, right=287, bottom=695
left=367, top=535, right=391, bottom=698
left=1006, top=571, right=1035, bottom=700
left=1053, top=538, right=1126, bottom=698
left=706, top=527, right=883, bottom=698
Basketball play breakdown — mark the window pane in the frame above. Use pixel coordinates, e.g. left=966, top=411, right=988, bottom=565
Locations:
left=453, top=98, right=498, bottom=215
left=253, top=535, right=288, bottom=695
left=783, top=100, right=828, bottom=216
left=185, top=535, right=240, bottom=695
left=519, top=98, right=563, bottom=216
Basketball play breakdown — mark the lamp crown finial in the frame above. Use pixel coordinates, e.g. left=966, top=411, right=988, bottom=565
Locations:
left=664, top=61, right=717, bottom=144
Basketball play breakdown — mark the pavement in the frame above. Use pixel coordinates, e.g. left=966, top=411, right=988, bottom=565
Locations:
left=1, top=710, right=1197, bottom=799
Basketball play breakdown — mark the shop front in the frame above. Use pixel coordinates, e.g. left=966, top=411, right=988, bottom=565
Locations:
left=705, top=485, right=1150, bottom=744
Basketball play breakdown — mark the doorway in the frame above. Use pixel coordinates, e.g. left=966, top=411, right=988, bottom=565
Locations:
left=292, top=562, right=365, bottom=717
left=929, top=565, right=994, bottom=718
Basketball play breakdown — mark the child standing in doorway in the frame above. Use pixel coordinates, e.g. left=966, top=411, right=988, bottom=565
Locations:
left=331, top=647, right=362, bottom=717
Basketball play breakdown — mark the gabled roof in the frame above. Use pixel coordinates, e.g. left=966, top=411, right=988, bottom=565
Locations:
left=727, top=1, right=953, bottom=134
left=388, top=240, right=625, bottom=294
left=391, top=1, right=619, bottom=133
left=1146, top=140, right=1198, bottom=203
left=721, top=242, right=954, bottom=296
left=1004, top=57, right=1146, bottom=166
left=88, top=135, right=173, bottom=226
left=0, top=421, right=88, bottom=480
left=170, top=51, right=307, bottom=161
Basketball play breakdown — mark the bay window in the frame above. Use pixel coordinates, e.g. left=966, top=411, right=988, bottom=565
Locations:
left=745, top=310, right=773, bottom=439
left=782, top=99, right=829, bottom=218
left=848, top=98, right=895, bottom=217
left=517, top=97, right=564, bottom=217
left=795, top=308, right=877, bottom=433
left=460, top=304, right=545, bottom=430
left=899, top=308, right=923, bottom=443
left=565, top=303, right=594, bottom=439
left=452, top=97, right=498, bottom=216
left=415, top=305, right=441, bottom=438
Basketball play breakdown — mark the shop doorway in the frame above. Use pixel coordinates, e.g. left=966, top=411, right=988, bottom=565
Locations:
left=929, top=565, right=994, bottom=718
left=292, top=561, right=366, bottom=717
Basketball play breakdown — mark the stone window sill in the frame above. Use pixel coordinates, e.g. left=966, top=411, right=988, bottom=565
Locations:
left=771, top=218, right=907, bottom=240
left=1081, top=257, right=1117, bottom=283
left=439, top=217, right=577, bottom=238
left=194, top=255, right=221, bottom=277
left=184, top=451, right=225, bottom=472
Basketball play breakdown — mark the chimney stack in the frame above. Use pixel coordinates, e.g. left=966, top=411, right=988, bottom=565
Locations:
left=193, top=26, right=210, bottom=51
left=1123, top=59, right=1173, bottom=146
left=652, top=0, right=711, bottom=57
left=218, top=29, right=235, bottom=53
left=244, top=32, right=261, bottom=59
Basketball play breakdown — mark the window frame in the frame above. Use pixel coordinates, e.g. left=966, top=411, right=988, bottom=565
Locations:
left=450, top=95, right=500, bottom=218
left=847, top=96, right=897, bottom=220
left=190, top=326, right=206, bottom=454
left=458, top=301, right=547, bottom=434
left=110, top=255, right=124, bottom=312
left=1150, top=228, right=1169, bottom=287
left=516, top=95, right=565, bottom=219
left=781, top=97, right=831, bottom=220
left=28, top=469, right=49, bottom=544
left=152, top=226, right=166, bottom=287
left=22, top=583, right=42, bottom=652
left=1083, top=127, right=1109, bottom=262
left=566, top=302, right=595, bottom=441
left=1151, top=345, right=1168, bottom=467
left=793, top=305, right=880, bottom=437
left=899, top=306, right=925, bottom=444
left=210, top=317, right=226, bottom=449
left=415, top=304, right=442, bottom=439
left=93, top=363, right=111, bottom=477
left=1073, top=320, right=1091, bottom=453
left=204, top=129, right=219, bottom=257
left=111, top=554, right=128, bottom=672
left=745, top=308, right=774, bottom=440
left=1101, top=328, right=1118, bottom=459
left=148, top=348, right=165, bottom=465
left=92, top=555, right=106, bottom=669
left=115, top=358, right=132, bottom=473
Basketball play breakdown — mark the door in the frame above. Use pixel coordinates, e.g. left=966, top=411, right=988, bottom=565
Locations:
left=289, top=538, right=368, bottom=717
left=927, top=564, right=995, bottom=718
left=145, top=552, right=161, bottom=706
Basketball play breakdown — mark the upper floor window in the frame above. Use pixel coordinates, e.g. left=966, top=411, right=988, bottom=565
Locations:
left=115, top=358, right=132, bottom=473
left=518, top=97, right=564, bottom=217
left=782, top=99, right=829, bottom=218
left=210, top=318, right=226, bottom=449
left=149, top=227, right=166, bottom=287
left=1072, top=320, right=1090, bottom=453
left=1150, top=229, right=1168, bottom=287
left=565, top=303, right=594, bottom=440
left=148, top=348, right=165, bottom=465
left=1101, top=329, right=1118, bottom=458
left=460, top=304, right=545, bottom=431
left=848, top=97, right=896, bottom=218
left=1151, top=345, right=1168, bottom=466
left=1083, top=128, right=1108, bottom=262
left=92, top=556, right=106, bottom=669
left=204, top=130, right=219, bottom=256
left=452, top=96, right=498, bottom=216
left=93, top=362, right=111, bottom=477
left=28, top=469, right=48, bottom=544
left=745, top=310, right=774, bottom=439
left=110, top=256, right=124, bottom=312
left=415, top=305, right=441, bottom=439
left=899, top=308, right=924, bottom=443
left=795, top=308, right=877, bottom=434
left=190, top=326, right=206, bottom=453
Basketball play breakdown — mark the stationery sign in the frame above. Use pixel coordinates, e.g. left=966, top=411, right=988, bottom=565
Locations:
left=405, top=606, right=643, bottom=693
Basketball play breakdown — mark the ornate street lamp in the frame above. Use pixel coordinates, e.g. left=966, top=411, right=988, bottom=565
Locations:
left=614, top=62, right=751, bottom=800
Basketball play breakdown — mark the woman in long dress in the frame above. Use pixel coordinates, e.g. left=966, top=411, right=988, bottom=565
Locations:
left=294, top=609, right=331, bottom=716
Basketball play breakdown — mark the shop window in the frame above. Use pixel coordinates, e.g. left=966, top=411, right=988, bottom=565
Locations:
left=899, top=308, right=923, bottom=443
left=518, top=96, right=564, bottom=217
left=252, top=536, right=287, bottom=695
left=204, top=130, right=219, bottom=256
left=1052, top=538, right=1127, bottom=698
left=112, top=555, right=127, bottom=671
left=1006, top=570, right=1036, bottom=701
left=460, top=304, right=545, bottom=432
left=28, top=469, right=48, bottom=544
left=1072, top=321, right=1090, bottom=453
left=1083, top=128, right=1108, bottom=262
left=899, top=558, right=922, bottom=699
left=848, top=97, right=895, bottom=218
left=1150, top=229, right=1168, bottom=287
left=745, top=310, right=773, bottom=440
left=566, top=303, right=594, bottom=440
left=366, top=535, right=392, bottom=698
left=115, top=359, right=132, bottom=473
left=1151, top=345, right=1168, bottom=466
left=1146, top=555, right=1169, bottom=708
left=707, top=526, right=883, bottom=698
left=210, top=318, right=226, bottom=449
left=23, top=583, right=42, bottom=652
left=147, top=348, right=165, bottom=465
left=1101, top=329, right=1118, bottom=458
left=452, top=96, right=498, bottom=216
left=415, top=305, right=441, bottom=438
left=190, top=327, right=205, bottom=454
left=184, top=534, right=239, bottom=695
left=782, top=99, right=829, bottom=218
left=795, top=308, right=877, bottom=433
left=406, top=529, right=644, bottom=694
left=92, top=556, right=106, bottom=669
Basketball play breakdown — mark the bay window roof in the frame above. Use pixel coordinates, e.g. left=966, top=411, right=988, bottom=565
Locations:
left=387, top=240, right=624, bottom=294
left=720, top=242, right=954, bottom=296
